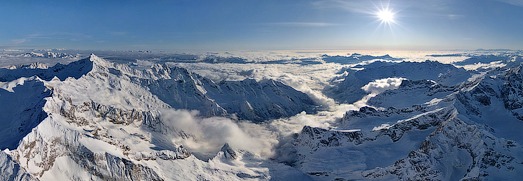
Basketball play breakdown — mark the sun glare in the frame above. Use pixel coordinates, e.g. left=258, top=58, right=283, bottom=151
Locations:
left=377, top=8, right=395, bottom=23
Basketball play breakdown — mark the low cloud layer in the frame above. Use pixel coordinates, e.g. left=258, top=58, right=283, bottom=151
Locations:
left=160, top=109, right=278, bottom=158
left=362, top=77, right=406, bottom=94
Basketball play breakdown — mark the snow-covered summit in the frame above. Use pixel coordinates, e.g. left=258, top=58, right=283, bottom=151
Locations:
left=282, top=61, right=523, bottom=180
left=0, top=54, right=318, bottom=180
left=2, top=52, right=523, bottom=180
left=0, top=55, right=93, bottom=82
left=325, top=60, right=471, bottom=103
left=22, top=52, right=77, bottom=59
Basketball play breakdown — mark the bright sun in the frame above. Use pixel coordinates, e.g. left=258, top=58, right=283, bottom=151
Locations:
left=377, top=8, right=395, bottom=23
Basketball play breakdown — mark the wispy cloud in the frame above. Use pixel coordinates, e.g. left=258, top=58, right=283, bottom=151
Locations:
left=262, top=22, right=340, bottom=27
left=447, top=14, right=464, bottom=20
left=312, top=0, right=458, bottom=17
left=9, top=32, right=93, bottom=45
left=495, top=0, right=523, bottom=7
left=109, top=31, right=128, bottom=36
left=11, top=38, right=29, bottom=45
left=311, top=0, right=373, bottom=14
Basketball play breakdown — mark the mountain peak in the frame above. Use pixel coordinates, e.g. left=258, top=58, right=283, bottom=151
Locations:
left=88, top=53, right=100, bottom=60
left=86, top=54, right=113, bottom=69
left=220, top=143, right=238, bottom=159
left=88, top=54, right=105, bottom=64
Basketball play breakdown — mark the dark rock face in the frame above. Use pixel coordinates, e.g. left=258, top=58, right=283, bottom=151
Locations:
left=0, top=151, right=35, bottom=181
left=295, top=126, right=364, bottom=151
left=501, top=66, right=523, bottom=110
left=458, top=65, right=523, bottom=120
left=220, top=143, right=238, bottom=160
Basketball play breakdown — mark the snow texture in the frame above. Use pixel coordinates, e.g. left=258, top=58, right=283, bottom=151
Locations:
left=0, top=50, right=522, bottom=180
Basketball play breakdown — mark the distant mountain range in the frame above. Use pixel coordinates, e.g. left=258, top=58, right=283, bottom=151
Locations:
left=1, top=52, right=522, bottom=180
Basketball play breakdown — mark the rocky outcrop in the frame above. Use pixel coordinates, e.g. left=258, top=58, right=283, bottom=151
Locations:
left=363, top=116, right=522, bottom=180
left=0, top=151, right=36, bottom=181
left=220, top=143, right=238, bottom=160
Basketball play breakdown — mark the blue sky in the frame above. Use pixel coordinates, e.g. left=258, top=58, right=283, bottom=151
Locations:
left=1, top=0, right=523, bottom=51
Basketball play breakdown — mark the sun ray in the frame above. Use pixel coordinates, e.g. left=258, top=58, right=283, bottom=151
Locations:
left=377, top=8, right=395, bottom=23
left=371, top=0, right=400, bottom=34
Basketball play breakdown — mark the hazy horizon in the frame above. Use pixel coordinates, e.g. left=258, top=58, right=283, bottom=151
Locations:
left=2, top=0, right=523, bottom=51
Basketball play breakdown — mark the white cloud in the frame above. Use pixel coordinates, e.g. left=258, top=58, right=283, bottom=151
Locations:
left=9, top=33, right=93, bottom=46
left=160, top=109, right=278, bottom=158
left=11, top=38, right=28, bottom=45
left=362, top=77, right=406, bottom=94
left=311, top=0, right=373, bottom=14
left=496, top=0, right=523, bottom=7
left=170, top=59, right=344, bottom=109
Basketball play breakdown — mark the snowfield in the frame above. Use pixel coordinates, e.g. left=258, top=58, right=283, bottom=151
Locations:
left=0, top=49, right=523, bottom=180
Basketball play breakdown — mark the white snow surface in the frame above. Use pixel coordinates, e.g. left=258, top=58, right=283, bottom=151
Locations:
left=1, top=50, right=523, bottom=180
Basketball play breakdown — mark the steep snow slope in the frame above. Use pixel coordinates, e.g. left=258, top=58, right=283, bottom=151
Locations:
left=367, top=80, right=456, bottom=108
left=1, top=55, right=313, bottom=180
left=0, top=58, right=93, bottom=82
left=325, top=60, right=471, bottom=103
left=4, top=54, right=316, bottom=122
left=203, top=79, right=316, bottom=121
left=2, top=52, right=523, bottom=180
left=141, top=64, right=316, bottom=121
left=456, top=65, right=523, bottom=143
left=0, top=151, right=35, bottom=181
left=284, top=63, right=523, bottom=180
left=0, top=78, right=51, bottom=150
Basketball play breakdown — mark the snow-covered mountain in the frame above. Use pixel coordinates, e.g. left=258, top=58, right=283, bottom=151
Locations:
left=281, top=61, right=523, bottom=180
left=0, top=54, right=316, bottom=180
left=322, top=53, right=402, bottom=64
left=21, top=52, right=78, bottom=59
left=367, top=79, right=456, bottom=108
left=0, top=58, right=93, bottom=82
left=325, top=60, right=472, bottom=103
left=142, top=65, right=316, bottom=121
left=1, top=52, right=523, bottom=180
left=0, top=151, right=34, bottom=181
left=0, top=77, right=50, bottom=150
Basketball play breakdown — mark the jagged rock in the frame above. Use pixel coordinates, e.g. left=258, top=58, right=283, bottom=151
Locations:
left=0, top=151, right=36, bottom=181
left=220, top=143, right=238, bottom=160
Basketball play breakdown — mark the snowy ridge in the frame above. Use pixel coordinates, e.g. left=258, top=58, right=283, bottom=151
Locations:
left=363, top=114, right=522, bottom=180
left=2, top=53, right=523, bottom=180
left=0, top=57, right=93, bottom=82
left=21, top=52, right=77, bottom=59
left=322, top=53, right=402, bottom=64
left=0, top=151, right=35, bottom=181
left=368, top=79, right=457, bottom=108
left=288, top=102, right=523, bottom=180
left=84, top=54, right=316, bottom=121
left=284, top=62, right=523, bottom=180
left=326, top=60, right=471, bottom=103
left=0, top=77, right=51, bottom=150
left=1, top=54, right=313, bottom=180
left=11, top=115, right=164, bottom=180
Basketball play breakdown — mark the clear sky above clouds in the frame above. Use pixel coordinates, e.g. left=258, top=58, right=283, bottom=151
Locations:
left=1, top=0, right=523, bottom=51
